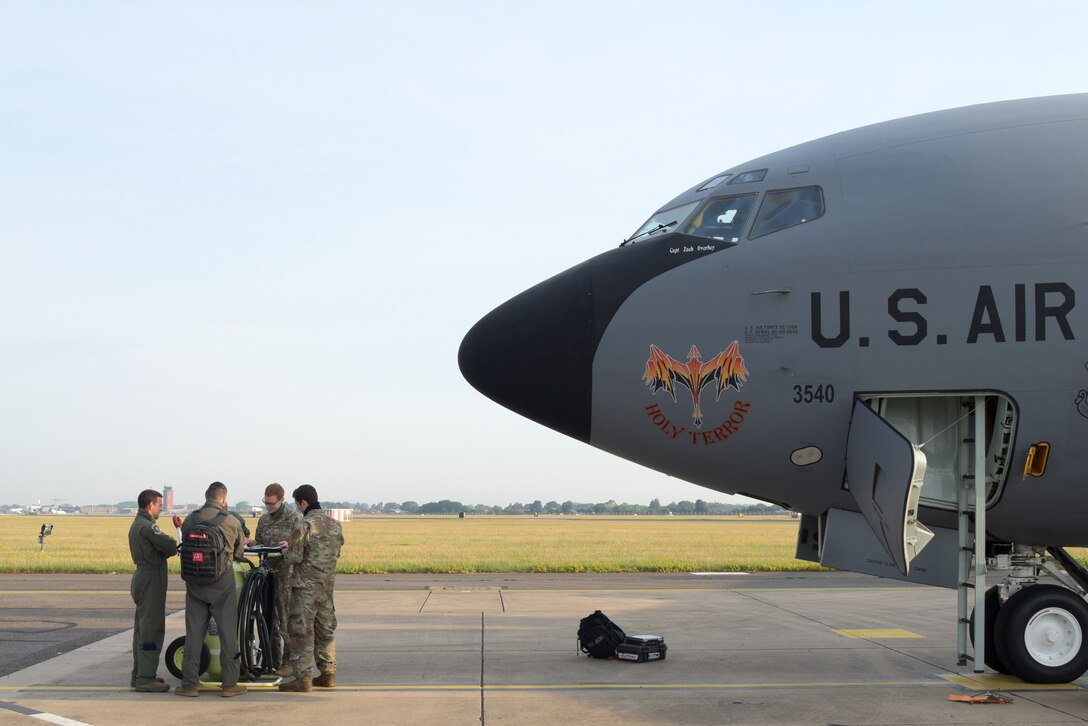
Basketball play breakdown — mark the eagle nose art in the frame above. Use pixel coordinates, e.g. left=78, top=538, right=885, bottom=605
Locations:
left=458, top=270, right=594, bottom=444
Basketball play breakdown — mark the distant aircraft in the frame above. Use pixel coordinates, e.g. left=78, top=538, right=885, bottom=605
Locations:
left=460, top=94, right=1088, bottom=683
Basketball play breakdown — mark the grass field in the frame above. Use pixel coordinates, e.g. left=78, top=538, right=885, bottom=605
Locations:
left=10, top=515, right=1083, bottom=575
left=0, top=515, right=822, bottom=574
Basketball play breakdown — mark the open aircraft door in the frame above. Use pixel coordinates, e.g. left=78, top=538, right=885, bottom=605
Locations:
left=845, top=398, right=935, bottom=576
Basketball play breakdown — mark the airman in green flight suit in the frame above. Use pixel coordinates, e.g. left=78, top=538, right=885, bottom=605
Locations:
left=128, top=489, right=178, bottom=692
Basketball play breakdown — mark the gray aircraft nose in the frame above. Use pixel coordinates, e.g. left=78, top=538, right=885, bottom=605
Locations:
left=458, top=265, right=595, bottom=443
left=459, top=234, right=718, bottom=443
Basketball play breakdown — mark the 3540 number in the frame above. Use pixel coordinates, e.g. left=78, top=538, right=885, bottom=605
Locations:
left=792, top=384, right=835, bottom=404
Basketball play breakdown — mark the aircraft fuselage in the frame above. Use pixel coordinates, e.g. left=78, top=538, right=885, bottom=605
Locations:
left=460, top=94, right=1088, bottom=548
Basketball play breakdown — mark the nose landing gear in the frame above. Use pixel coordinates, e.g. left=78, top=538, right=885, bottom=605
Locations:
left=994, top=584, right=1088, bottom=683
left=970, top=545, right=1088, bottom=684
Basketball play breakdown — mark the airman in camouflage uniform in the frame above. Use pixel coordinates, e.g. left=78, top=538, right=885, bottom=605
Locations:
left=128, top=489, right=177, bottom=692
left=278, top=484, right=343, bottom=692
left=254, top=482, right=302, bottom=673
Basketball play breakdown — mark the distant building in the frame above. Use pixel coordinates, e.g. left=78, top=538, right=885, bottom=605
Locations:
left=81, top=506, right=117, bottom=515
left=163, top=486, right=174, bottom=510
left=326, top=508, right=352, bottom=522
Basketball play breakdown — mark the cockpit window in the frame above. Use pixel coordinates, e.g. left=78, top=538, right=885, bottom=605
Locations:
left=682, top=194, right=757, bottom=242
left=749, top=186, right=825, bottom=239
left=696, top=173, right=731, bottom=191
left=729, top=169, right=768, bottom=184
left=624, top=200, right=700, bottom=244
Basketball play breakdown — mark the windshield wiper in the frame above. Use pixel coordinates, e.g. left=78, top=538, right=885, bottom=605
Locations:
left=620, top=221, right=677, bottom=246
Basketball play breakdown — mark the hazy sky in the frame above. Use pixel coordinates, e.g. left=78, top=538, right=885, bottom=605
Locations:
left=2, top=2, right=1086, bottom=507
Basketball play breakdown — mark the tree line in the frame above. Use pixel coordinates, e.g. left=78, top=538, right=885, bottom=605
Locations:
left=3, top=499, right=787, bottom=517
left=321, top=499, right=786, bottom=516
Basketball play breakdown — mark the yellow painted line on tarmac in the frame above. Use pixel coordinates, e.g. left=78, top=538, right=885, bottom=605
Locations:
left=0, top=684, right=286, bottom=692
left=340, top=586, right=940, bottom=595
left=335, top=622, right=469, bottom=630
left=0, top=680, right=955, bottom=693
left=0, top=591, right=184, bottom=596
left=833, top=628, right=924, bottom=639
left=940, top=673, right=1080, bottom=691
left=0, top=687, right=128, bottom=692
left=0, top=685, right=480, bottom=693
left=479, top=681, right=944, bottom=690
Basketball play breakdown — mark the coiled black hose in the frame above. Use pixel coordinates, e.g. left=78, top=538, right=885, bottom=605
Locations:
left=237, top=562, right=278, bottom=679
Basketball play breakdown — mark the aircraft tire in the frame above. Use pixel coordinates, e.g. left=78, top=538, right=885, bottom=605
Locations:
left=969, top=586, right=1011, bottom=674
left=994, top=584, right=1088, bottom=683
left=164, top=636, right=211, bottom=680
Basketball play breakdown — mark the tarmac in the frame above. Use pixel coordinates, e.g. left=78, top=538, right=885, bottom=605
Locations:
left=2, top=571, right=1088, bottom=725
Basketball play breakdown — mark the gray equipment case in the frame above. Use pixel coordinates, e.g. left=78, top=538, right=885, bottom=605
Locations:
left=615, top=635, right=667, bottom=662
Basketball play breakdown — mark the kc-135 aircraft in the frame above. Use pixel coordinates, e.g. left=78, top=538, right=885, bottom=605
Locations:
left=460, top=94, right=1088, bottom=683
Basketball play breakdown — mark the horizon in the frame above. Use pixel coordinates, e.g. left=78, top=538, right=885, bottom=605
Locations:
left=1, top=496, right=784, bottom=510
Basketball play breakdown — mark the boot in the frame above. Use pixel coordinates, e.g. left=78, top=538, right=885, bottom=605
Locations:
left=131, top=677, right=165, bottom=688
left=220, top=684, right=248, bottom=698
left=134, top=681, right=170, bottom=692
left=275, top=664, right=293, bottom=677
left=313, top=672, right=335, bottom=688
left=174, top=686, right=199, bottom=698
left=278, top=677, right=312, bottom=692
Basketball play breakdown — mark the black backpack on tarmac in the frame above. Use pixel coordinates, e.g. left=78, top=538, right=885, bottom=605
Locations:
left=578, top=610, right=626, bottom=659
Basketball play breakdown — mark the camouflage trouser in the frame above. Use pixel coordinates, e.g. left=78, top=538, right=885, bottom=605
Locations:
left=268, top=561, right=293, bottom=667
left=286, top=580, right=336, bottom=678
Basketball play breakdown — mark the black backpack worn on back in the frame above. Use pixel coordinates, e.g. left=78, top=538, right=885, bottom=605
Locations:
left=180, top=511, right=230, bottom=585
left=578, top=610, right=626, bottom=659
